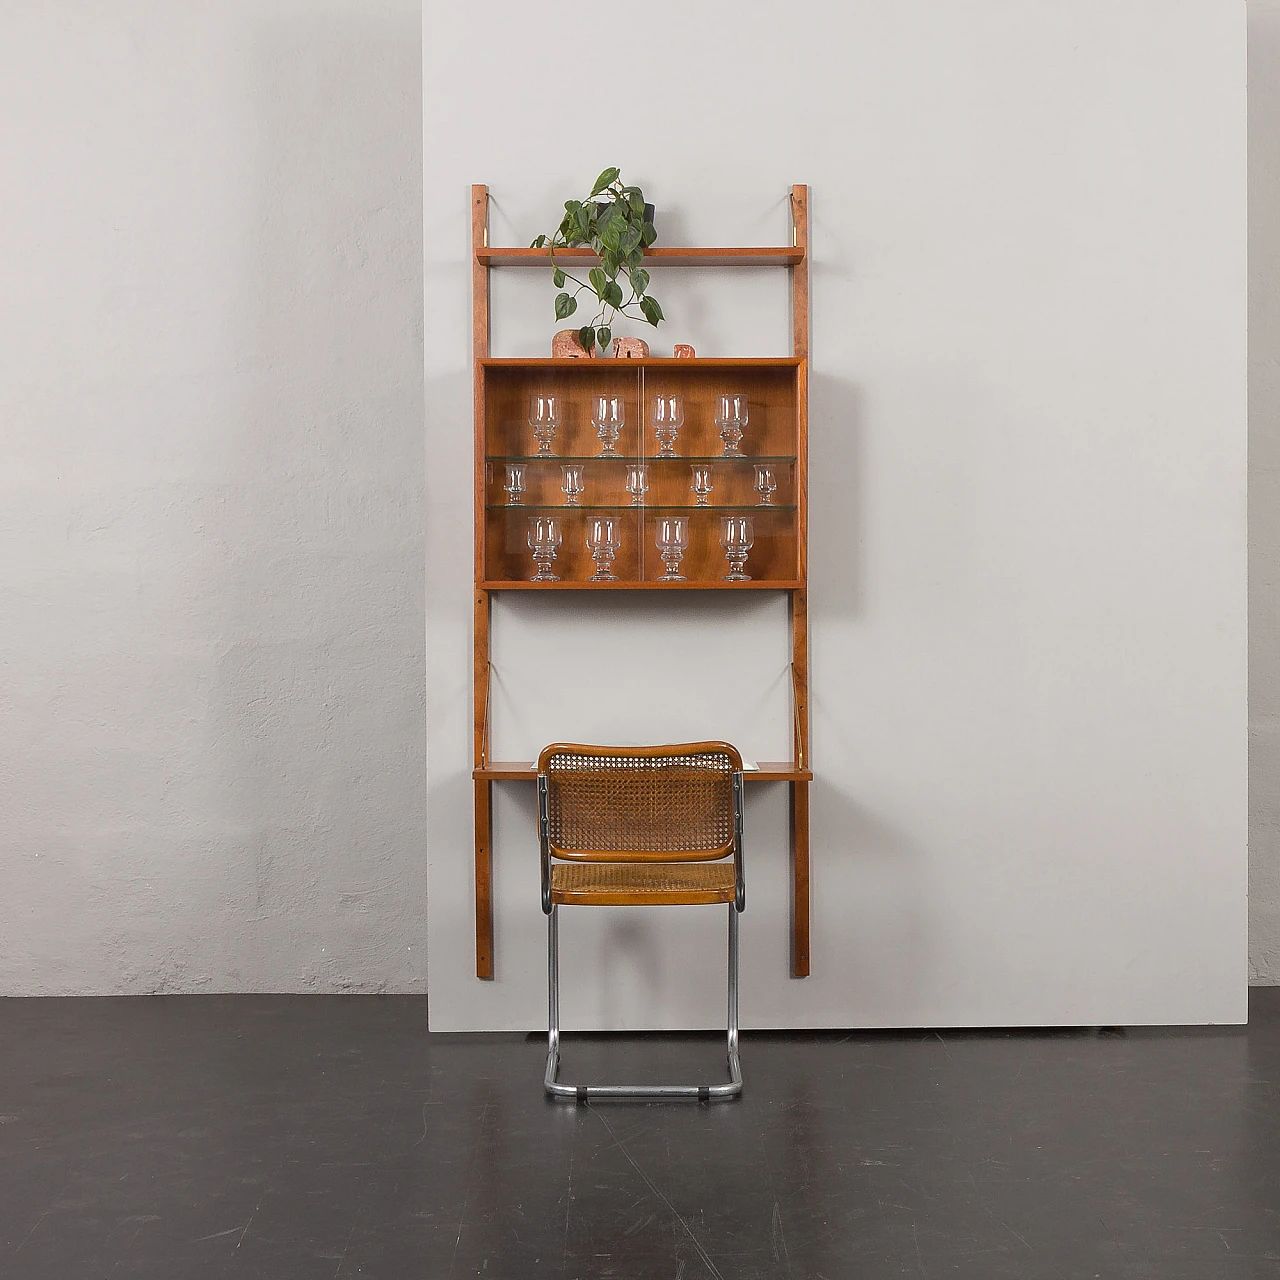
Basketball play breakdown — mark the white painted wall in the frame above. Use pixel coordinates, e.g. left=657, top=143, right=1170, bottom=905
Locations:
left=1251, top=0, right=1280, bottom=983
left=0, top=1, right=426, bottom=993
left=425, top=0, right=1248, bottom=1029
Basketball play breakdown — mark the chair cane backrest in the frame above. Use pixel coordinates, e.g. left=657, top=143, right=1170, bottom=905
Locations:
left=537, top=742, right=744, bottom=864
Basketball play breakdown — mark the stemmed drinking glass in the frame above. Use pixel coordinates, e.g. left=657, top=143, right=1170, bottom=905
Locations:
left=690, top=466, right=713, bottom=507
left=656, top=516, right=689, bottom=582
left=753, top=465, right=776, bottom=507
left=587, top=517, right=622, bottom=582
left=529, top=394, right=560, bottom=457
left=625, top=464, right=649, bottom=507
left=720, top=516, right=754, bottom=581
left=503, top=463, right=526, bottom=506
left=651, top=395, right=684, bottom=457
left=528, top=517, right=562, bottom=582
left=592, top=395, right=625, bottom=457
left=560, top=464, right=585, bottom=507
left=714, top=393, right=748, bottom=457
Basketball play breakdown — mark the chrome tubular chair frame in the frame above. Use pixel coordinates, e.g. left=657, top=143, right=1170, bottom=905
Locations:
left=538, top=748, right=746, bottom=1102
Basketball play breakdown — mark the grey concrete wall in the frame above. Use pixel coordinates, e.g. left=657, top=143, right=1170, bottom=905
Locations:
left=1253, top=1, right=1280, bottom=982
left=0, top=1, right=426, bottom=993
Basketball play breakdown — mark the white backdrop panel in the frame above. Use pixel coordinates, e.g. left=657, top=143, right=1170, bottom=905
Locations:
left=423, top=0, right=1247, bottom=1030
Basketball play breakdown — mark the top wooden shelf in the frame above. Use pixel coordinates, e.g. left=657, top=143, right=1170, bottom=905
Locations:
left=476, top=246, right=804, bottom=268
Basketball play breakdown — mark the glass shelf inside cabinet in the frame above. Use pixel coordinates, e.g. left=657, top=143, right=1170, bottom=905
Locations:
left=486, top=454, right=799, bottom=463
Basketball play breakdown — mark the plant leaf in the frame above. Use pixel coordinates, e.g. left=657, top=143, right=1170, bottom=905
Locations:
left=597, top=326, right=611, bottom=351
left=628, top=190, right=644, bottom=216
left=588, top=266, right=607, bottom=300
left=554, top=292, right=577, bottom=320
left=590, top=167, right=620, bottom=197
left=603, top=280, right=624, bottom=309
left=531, top=234, right=547, bottom=249
left=601, top=250, right=620, bottom=278
left=552, top=267, right=565, bottom=289
left=628, top=266, right=650, bottom=297
left=599, top=215, right=621, bottom=252
left=639, top=295, right=664, bottom=326
left=578, top=324, right=596, bottom=354
left=641, top=221, right=657, bottom=247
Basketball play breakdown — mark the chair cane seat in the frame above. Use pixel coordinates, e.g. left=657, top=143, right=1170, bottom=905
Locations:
left=550, top=860, right=736, bottom=907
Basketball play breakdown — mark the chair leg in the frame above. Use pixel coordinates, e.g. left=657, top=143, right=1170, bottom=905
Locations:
left=544, top=903, right=743, bottom=1102
left=544, top=905, right=560, bottom=1094
left=727, top=902, right=741, bottom=1084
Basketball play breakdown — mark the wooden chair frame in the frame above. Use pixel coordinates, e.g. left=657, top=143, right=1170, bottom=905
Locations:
left=537, top=742, right=746, bottom=1101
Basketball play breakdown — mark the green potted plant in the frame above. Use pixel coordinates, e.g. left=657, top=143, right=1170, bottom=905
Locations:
left=532, top=167, right=664, bottom=356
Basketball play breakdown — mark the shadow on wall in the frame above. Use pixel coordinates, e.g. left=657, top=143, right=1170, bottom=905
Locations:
left=807, top=376, right=944, bottom=1009
left=812, top=779, right=934, bottom=1017
left=808, top=375, right=863, bottom=620
left=206, top=9, right=425, bottom=992
left=1249, top=1, right=1280, bottom=984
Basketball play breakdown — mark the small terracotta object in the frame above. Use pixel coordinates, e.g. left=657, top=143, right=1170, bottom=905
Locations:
left=552, top=328, right=593, bottom=358
left=674, top=344, right=696, bottom=359
left=613, top=337, right=650, bottom=359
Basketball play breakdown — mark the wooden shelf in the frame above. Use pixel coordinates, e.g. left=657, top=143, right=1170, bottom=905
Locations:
left=479, top=357, right=803, bottom=368
left=477, top=246, right=804, bottom=268
left=475, top=761, right=813, bottom=783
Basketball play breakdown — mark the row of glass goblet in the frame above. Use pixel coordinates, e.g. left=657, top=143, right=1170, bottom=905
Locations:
left=526, top=515, right=755, bottom=583
left=504, top=462, right=778, bottom=507
left=530, top=394, right=622, bottom=458
left=527, top=516, right=619, bottom=582
left=527, top=393, right=749, bottom=459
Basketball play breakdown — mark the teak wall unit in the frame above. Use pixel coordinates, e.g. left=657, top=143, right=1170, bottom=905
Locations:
left=470, top=183, right=812, bottom=980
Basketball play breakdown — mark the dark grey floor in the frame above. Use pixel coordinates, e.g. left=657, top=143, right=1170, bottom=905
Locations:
left=2, top=994, right=1278, bottom=1279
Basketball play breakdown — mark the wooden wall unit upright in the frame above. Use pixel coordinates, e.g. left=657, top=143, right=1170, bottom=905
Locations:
left=470, top=183, right=812, bottom=980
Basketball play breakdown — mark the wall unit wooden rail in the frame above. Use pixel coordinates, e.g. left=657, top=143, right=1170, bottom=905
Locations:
left=470, top=182, right=812, bottom=980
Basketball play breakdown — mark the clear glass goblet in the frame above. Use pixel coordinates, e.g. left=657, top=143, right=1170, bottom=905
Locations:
left=651, top=395, right=684, bottom=457
left=529, top=394, right=560, bottom=457
left=720, top=515, right=754, bottom=581
left=527, top=516, right=562, bottom=582
left=503, top=462, right=526, bottom=506
left=656, top=516, right=689, bottom=582
left=561, top=464, right=585, bottom=507
left=753, top=465, right=776, bottom=507
left=587, top=516, right=622, bottom=582
left=714, top=392, right=748, bottom=457
left=624, top=464, right=649, bottom=507
left=690, top=465, right=713, bottom=507
left=592, top=395, right=625, bottom=457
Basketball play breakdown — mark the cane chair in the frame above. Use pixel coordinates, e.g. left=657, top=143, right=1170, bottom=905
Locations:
left=537, top=741, right=746, bottom=1101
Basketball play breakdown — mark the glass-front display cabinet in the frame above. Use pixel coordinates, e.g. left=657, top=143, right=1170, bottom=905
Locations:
left=479, top=359, right=805, bottom=589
